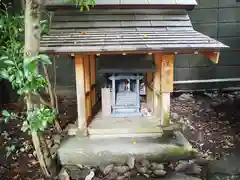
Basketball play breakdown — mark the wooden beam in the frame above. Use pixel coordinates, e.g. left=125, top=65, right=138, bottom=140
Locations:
left=160, top=54, right=174, bottom=126
left=90, top=55, right=96, bottom=107
left=146, top=72, right=153, bottom=104
left=75, top=55, right=86, bottom=129
left=83, top=55, right=92, bottom=123
left=83, top=55, right=91, bottom=92
left=153, top=54, right=161, bottom=118
left=161, top=54, right=174, bottom=92
left=202, top=51, right=220, bottom=64
left=47, top=50, right=221, bottom=57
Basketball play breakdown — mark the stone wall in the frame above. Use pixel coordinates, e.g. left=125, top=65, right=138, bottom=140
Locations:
left=175, top=0, right=240, bottom=90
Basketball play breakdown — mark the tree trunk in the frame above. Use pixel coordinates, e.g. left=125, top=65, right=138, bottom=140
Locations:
left=24, top=0, right=57, bottom=177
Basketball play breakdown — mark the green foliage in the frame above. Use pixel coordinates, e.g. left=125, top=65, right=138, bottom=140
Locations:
left=0, top=3, right=55, bottom=134
left=23, top=106, right=56, bottom=133
left=62, top=0, right=95, bottom=11
left=2, top=107, right=56, bottom=133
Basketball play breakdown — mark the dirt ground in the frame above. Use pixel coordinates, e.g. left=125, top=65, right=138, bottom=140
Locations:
left=1, top=91, right=240, bottom=179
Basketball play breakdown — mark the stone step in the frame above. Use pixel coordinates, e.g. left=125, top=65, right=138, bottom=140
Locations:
left=58, top=132, right=194, bottom=166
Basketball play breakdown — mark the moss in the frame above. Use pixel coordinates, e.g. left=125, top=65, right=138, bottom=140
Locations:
left=163, top=112, right=170, bottom=126
left=164, top=146, right=194, bottom=158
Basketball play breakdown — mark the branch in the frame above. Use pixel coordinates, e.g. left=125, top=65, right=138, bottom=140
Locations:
left=42, top=63, right=55, bottom=109
left=53, top=56, right=59, bottom=112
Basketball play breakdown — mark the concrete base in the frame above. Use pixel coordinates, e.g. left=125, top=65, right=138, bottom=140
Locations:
left=58, top=131, right=194, bottom=166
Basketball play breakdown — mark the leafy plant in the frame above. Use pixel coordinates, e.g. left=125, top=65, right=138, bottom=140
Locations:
left=63, top=0, right=95, bottom=11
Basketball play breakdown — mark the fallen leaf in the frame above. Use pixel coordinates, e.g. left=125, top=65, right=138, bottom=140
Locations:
left=80, top=32, right=88, bottom=35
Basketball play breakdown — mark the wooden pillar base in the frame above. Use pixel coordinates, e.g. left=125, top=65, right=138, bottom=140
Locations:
left=160, top=92, right=170, bottom=126
left=153, top=54, right=174, bottom=126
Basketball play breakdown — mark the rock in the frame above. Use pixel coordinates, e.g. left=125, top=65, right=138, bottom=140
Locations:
left=135, top=163, right=148, bottom=174
left=76, top=164, right=84, bottom=169
left=85, top=170, right=95, bottom=180
left=50, top=144, right=60, bottom=157
left=53, top=134, right=61, bottom=145
left=208, top=153, right=240, bottom=175
left=103, top=164, right=114, bottom=175
left=140, top=159, right=150, bottom=168
left=208, top=174, right=240, bottom=180
left=126, top=155, right=135, bottom=169
left=171, top=112, right=180, bottom=121
left=113, top=165, right=130, bottom=174
left=143, top=173, right=150, bottom=178
left=124, top=169, right=137, bottom=178
left=107, top=172, right=118, bottom=179
left=116, top=175, right=125, bottom=180
left=165, top=173, right=201, bottom=180
left=175, top=161, right=189, bottom=172
left=65, top=165, right=91, bottom=180
left=153, top=169, right=167, bottom=176
left=186, top=163, right=202, bottom=175
left=46, top=139, right=53, bottom=148
left=150, top=163, right=164, bottom=170
left=193, top=158, right=210, bottom=166
left=20, top=147, right=25, bottom=152
left=58, top=168, right=70, bottom=180
left=178, top=93, right=193, bottom=101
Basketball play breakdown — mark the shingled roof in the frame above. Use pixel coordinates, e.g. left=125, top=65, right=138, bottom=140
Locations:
left=40, top=9, right=228, bottom=53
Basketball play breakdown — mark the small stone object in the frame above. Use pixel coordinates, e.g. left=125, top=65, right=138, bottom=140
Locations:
left=135, top=163, right=148, bottom=174
left=150, top=163, right=164, bottom=170
left=143, top=173, right=150, bottom=178
left=126, top=155, right=135, bottom=169
left=76, top=164, right=84, bottom=169
left=117, top=175, right=125, bottom=180
left=153, top=169, right=167, bottom=176
left=171, top=112, right=180, bottom=121
left=113, top=165, right=130, bottom=174
left=58, top=168, right=70, bottom=180
left=85, top=170, right=95, bottom=180
left=108, top=172, right=118, bottom=179
left=175, top=161, right=189, bottom=172
left=140, top=159, right=150, bottom=168
left=46, top=139, right=53, bottom=148
left=103, top=164, right=114, bottom=175
left=186, top=163, right=202, bottom=175
left=125, top=169, right=137, bottom=178
left=53, top=134, right=61, bottom=145
left=20, top=147, right=25, bottom=152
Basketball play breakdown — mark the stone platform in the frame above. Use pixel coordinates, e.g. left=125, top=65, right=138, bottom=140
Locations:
left=58, top=131, right=194, bottom=166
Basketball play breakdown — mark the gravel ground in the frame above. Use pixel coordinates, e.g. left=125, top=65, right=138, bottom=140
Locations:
left=1, top=91, right=240, bottom=179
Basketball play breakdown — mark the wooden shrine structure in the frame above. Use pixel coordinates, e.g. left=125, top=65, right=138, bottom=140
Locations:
left=41, top=0, right=228, bottom=137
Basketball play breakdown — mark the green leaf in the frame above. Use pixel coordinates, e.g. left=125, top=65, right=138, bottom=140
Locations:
left=0, top=70, right=9, bottom=79
left=38, top=54, right=51, bottom=65
left=0, top=56, right=8, bottom=61
left=2, top=110, right=10, bottom=117
left=3, top=60, right=15, bottom=65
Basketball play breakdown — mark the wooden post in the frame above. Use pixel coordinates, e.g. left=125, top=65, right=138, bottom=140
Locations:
left=75, top=55, right=86, bottom=129
left=90, top=55, right=96, bottom=107
left=146, top=72, right=153, bottom=104
left=160, top=54, right=174, bottom=126
left=153, top=54, right=161, bottom=118
left=84, top=56, right=92, bottom=122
